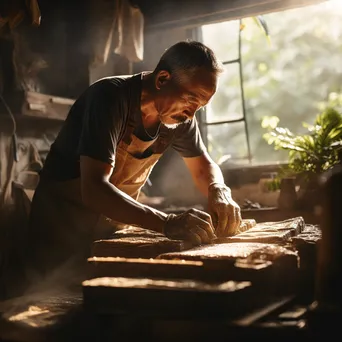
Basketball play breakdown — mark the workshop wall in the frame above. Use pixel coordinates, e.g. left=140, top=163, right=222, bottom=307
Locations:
left=0, top=0, right=135, bottom=299
left=0, top=1, right=135, bottom=203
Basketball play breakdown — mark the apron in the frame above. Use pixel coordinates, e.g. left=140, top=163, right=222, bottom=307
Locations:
left=27, top=103, right=170, bottom=275
left=110, top=117, right=164, bottom=201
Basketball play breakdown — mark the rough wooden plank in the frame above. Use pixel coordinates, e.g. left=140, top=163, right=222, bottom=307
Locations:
left=158, top=242, right=298, bottom=264
left=87, top=255, right=275, bottom=286
left=291, top=224, right=322, bottom=246
left=91, top=220, right=257, bottom=259
left=226, top=230, right=294, bottom=243
left=111, top=227, right=166, bottom=239
left=82, top=276, right=254, bottom=318
left=158, top=242, right=299, bottom=296
left=91, top=237, right=185, bottom=258
left=21, top=91, right=75, bottom=121
left=248, top=217, right=305, bottom=234
left=110, top=220, right=256, bottom=239
left=221, top=217, right=305, bottom=244
left=87, top=256, right=205, bottom=281
left=290, top=224, right=322, bottom=301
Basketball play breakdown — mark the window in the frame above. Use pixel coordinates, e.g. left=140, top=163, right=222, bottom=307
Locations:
left=198, top=0, right=342, bottom=167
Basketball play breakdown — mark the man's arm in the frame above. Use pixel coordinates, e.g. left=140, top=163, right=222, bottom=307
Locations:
left=172, top=117, right=241, bottom=236
left=80, top=156, right=216, bottom=244
left=182, top=151, right=224, bottom=196
left=77, top=83, right=167, bottom=230
left=183, top=152, right=241, bottom=237
left=80, top=156, right=168, bottom=233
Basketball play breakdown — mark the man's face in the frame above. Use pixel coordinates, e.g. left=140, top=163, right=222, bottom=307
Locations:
left=154, top=68, right=217, bottom=128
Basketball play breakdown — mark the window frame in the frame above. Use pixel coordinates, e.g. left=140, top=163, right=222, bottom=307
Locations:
left=191, top=20, right=253, bottom=163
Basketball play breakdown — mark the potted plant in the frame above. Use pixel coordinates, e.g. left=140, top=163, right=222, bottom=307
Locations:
left=261, top=96, right=342, bottom=210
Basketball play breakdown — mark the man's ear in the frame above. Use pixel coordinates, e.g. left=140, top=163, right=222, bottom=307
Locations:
left=155, top=70, right=171, bottom=90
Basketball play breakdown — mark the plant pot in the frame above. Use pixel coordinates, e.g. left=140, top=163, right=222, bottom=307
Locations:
left=296, top=175, right=322, bottom=211
left=277, top=177, right=297, bottom=210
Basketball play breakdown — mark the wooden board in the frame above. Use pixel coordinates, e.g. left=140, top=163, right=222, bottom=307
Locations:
left=91, top=220, right=257, bottom=259
left=289, top=225, right=322, bottom=302
left=110, top=226, right=166, bottom=239
left=217, top=217, right=305, bottom=244
left=86, top=256, right=273, bottom=285
left=82, top=276, right=255, bottom=318
left=158, top=242, right=298, bottom=264
left=87, top=257, right=205, bottom=281
left=290, top=224, right=322, bottom=271
left=22, top=91, right=75, bottom=121
left=291, top=224, right=322, bottom=246
left=158, top=242, right=299, bottom=296
left=91, top=217, right=303, bottom=261
left=91, top=236, right=185, bottom=259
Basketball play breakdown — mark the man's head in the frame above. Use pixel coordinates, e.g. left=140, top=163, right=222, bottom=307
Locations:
left=152, top=40, right=223, bottom=128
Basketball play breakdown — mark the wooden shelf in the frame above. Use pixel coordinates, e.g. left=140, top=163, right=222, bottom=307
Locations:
left=21, top=91, right=75, bottom=121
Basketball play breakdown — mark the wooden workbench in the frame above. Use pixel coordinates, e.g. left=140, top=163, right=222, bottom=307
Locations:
left=0, top=286, right=314, bottom=342
left=0, top=219, right=322, bottom=341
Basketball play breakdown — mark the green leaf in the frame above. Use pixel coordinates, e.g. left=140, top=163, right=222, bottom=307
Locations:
left=261, top=115, right=279, bottom=129
left=253, top=16, right=271, bottom=45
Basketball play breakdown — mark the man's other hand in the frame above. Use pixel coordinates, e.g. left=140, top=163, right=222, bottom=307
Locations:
left=163, top=208, right=216, bottom=246
left=208, top=183, right=242, bottom=237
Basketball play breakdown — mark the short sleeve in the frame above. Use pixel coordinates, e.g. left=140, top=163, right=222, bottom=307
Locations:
left=171, top=117, right=207, bottom=158
left=78, top=81, right=126, bottom=166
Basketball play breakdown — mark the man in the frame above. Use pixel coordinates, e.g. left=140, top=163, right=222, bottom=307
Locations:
left=28, top=40, right=241, bottom=274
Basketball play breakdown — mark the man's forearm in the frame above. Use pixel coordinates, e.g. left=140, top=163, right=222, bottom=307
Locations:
left=82, top=180, right=167, bottom=233
left=193, top=161, right=225, bottom=197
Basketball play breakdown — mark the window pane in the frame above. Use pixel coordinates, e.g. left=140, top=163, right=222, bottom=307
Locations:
left=206, top=63, right=243, bottom=123
left=241, top=3, right=342, bottom=164
left=201, top=1, right=342, bottom=165
left=207, top=122, right=248, bottom=165
left=201, top=20, right=240, bottom=62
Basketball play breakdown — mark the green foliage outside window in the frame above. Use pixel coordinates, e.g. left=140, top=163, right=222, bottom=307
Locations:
left=262, top=92, right=342, bottom=182
left=202, top=1, right=342, bottom=165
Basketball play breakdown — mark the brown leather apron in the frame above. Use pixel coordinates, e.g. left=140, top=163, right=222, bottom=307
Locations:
left=27, top=104, right=170, bottom=274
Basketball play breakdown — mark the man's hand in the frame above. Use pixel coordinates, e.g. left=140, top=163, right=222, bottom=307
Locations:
left=163, top=208, right=217, bottom=246
left=208, top=183, right=242, bottom=237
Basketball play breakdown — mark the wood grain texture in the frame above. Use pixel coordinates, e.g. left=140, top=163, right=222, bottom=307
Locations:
left=87, top=256, right=204, bottom=280
left=91, top=219, right=257, bottom=258
left=158, top=242, right=298, bottom=263
left=82, top=276, right=254, bottom=317
left=220, top=216, right=305, bottom=243
left=91, top=237, right=184, bottom=258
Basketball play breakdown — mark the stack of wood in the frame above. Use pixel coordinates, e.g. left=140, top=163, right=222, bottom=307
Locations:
left=83, top=216, right=320, bottom=317
left=82, top=275, right=254, bottom=317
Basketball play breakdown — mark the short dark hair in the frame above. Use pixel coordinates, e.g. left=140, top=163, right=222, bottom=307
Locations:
left=154, top=40, right=223, bottom=78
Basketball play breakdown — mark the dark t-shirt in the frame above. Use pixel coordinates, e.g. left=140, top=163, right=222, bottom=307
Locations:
left=41, top=73, right=206, bottom=181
